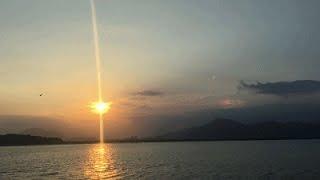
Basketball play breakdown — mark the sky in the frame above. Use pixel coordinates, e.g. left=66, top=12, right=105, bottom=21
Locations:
left=1, top=0, right=320, bottom=139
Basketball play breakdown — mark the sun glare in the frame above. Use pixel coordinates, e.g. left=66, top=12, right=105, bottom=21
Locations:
left=91, top=101, right=111, bottom=114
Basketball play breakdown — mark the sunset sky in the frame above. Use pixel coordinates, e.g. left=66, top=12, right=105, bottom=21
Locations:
left=1, top=0, right=320, bottom=139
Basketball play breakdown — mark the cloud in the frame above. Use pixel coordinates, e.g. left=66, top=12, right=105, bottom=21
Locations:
left=239, top=80, right=320, bottom=97
left=132, top=90, right=164, bottom=97
left=118, top=101, right=153, bottom=111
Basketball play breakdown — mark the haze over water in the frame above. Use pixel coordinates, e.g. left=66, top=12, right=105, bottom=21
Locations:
left=1, top=140, right=320, bottom=179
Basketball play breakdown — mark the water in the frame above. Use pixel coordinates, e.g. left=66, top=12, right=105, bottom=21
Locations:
left=1, top=140, right=320, bottom=179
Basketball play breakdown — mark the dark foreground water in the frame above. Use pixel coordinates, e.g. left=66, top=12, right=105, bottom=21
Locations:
left=0, top=140, right=320, bottom=180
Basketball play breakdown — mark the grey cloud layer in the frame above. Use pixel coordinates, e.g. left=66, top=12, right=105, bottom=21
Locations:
left=239, top=80, right=320, bottom=96
left=132, top=90, right=164, bottom=97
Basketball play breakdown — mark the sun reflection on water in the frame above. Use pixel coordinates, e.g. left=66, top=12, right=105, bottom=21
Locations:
left=84, top=144, right=120, bottom=179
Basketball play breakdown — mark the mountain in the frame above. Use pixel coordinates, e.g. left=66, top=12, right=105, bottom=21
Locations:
left=0, top=134, right=64, bottom=146
left=157, top=118, right=320, bottom=140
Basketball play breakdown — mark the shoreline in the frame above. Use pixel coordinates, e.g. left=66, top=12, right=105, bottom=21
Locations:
left=1, top=137, right=320, bottom=147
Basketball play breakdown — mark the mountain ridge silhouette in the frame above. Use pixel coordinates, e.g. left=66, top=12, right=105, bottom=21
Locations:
left=157, top=118, right=320, bottom=141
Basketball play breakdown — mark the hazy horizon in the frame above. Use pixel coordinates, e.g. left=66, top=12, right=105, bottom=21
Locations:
left=1, top=0, right=320, bottom=139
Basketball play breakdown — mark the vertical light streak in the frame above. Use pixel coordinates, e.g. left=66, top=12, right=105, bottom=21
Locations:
left=90, top=0, right=104, bottom=144
left=99, top=113, right=104, bottom=143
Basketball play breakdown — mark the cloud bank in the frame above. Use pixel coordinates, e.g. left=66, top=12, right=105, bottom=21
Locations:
left=132, top=90, right=164, bottom=97
left=239, top=80, right=320, bottom=97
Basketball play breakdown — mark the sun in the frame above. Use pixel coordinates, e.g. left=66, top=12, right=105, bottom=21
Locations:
left=90, top=101, right=111, bottom=114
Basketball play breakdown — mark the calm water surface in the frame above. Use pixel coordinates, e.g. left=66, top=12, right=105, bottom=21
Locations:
left=0, top=140, right=320, bottom=179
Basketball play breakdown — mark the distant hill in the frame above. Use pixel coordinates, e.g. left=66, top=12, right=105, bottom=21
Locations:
left=20, top=128, right=62, bottom=138
left=0, top=134, right=64, bottom=146
left=157, top=118, right=320, bottom=141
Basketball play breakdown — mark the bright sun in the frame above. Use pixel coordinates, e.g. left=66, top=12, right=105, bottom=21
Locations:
left=91, top=101, right=111, bottom=114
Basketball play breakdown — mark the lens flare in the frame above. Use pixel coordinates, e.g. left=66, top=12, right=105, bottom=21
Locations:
left=90, top=0, right=109, bottom=144
left=90, top=101, right=112, bottom=114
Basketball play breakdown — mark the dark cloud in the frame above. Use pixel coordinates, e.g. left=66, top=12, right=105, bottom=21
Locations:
left=239, top=80, right=320, bottom=97
left=132, top=90, right=164, bottom=97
